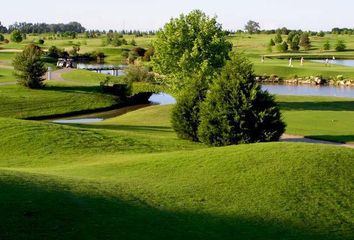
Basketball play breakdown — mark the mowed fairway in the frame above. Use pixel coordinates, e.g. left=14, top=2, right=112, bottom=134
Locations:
left=1, top=100, right=354, bottom=239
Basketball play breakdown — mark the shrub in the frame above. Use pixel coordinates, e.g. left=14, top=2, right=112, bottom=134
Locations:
left=0, top=34, right=4, bottom=42
left=198, top=53, right=286, bottom=146
left=123, top=64, right=155, bottom=83
left=172, top=74, right=208, bottom=141
left=10, top=30, right=23, bottom=43
left=269, top=38, right=275, bottom=46
left=274, top=32, right=282, bottom=44
left=4, top=39, right=9, bottom=44
left=300, top=33, right=311, bottom=50
left=323, top=40, right=331, bottom=50
left=13, top=44, right=47, bottom=89
left=38, top=39, right=45, bottom=45
left=335, top=40, right=346, bottom=52
left=276, top=42, right=288, bottom=52
left=132, top=47, right=146, bottom=57
left=143, top=47, right=155, bottom=61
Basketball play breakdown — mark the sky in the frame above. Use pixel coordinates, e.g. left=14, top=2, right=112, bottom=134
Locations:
left=1, top=0, right=353, bottom=31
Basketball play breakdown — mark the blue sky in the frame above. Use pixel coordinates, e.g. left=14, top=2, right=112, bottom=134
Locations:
left=1, top=0, right=353, bottom=31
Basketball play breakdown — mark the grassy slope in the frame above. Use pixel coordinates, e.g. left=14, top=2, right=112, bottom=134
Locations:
left=278, top=95, right=354, bottom=143
left=0, top=104, right=354, bottom=239
left=0, top=67, right=16, bottom=83
left=0, top=85, right=118, bottom=119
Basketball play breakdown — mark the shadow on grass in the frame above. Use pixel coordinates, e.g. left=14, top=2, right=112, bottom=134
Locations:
left=279, top=101, right=354, bottom=111
left=305, top=135, right=354, bottom=144
left=1, top=171, right=352, bottom=240
left=44, top=85, right=103, bottom=94
left=66, top=124, right=173, bottom=134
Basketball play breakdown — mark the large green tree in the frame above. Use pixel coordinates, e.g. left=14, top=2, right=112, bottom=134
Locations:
left=13, top=44, right=47, bottom=89
left=244, top=20, right=260, bottom=34
left=198, top=53, right=286, bottom=146
left=152, top=10, right=232, bottom=92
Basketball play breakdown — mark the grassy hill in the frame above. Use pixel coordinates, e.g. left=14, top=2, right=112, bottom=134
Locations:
left=0, top=104, right=354, bottom=239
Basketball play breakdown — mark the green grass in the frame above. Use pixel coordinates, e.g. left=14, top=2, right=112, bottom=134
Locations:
left=0, top=103, right=354, bottom=239
left=0, top=67, right=16, bottom=83
left=277, top=95, right=354, bottom=143
left=0, top=85, right=119, bottom=119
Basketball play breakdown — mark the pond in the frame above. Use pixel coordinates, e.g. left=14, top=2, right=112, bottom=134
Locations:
left=52, top=93, right=173, bottom=124
left=312, top=59, right=354, bottom=67
left=76, top=63, right=126, bottom=76
left=262, top=84, right=354, bottom=98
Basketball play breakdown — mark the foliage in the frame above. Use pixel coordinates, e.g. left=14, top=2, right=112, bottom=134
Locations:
left=276, top=41, right=288, bottom=52
left=152, top=10, right=232, bottom=92
left=0, top=34, right=4, bottom=42
left=323, top=40, right=331, bottom=50
left=300, top=33, right=311, bottom=50
left=269, top=38, right=275, bottom=46
left=123, top=64, right=155, bottom=84
left=143, top=47, right=155, bottom=61
left=198, top=53, right=286, bottom=146
left=244, top=20, right=260, bottom=34
left=289, top=34, right=300, bottom=51
left=38, top=39, right=45, bottom=45
left=12, top=44, right=47, bottom=89
left=274, top=32, right=283, bottom=44
left=171, top=74, right=208, bottom=141
left=10, top=30, right=23, bottom=43
left=335, top=40, right=346, bottom=52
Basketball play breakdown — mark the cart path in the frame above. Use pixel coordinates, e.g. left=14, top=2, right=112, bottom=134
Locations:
left=281, top=134, right=354, bottom=149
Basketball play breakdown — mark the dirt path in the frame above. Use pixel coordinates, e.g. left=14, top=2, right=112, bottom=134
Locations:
left=281, top=134, right=354, bottom=149
left=49, top=68, right=74, bottom=81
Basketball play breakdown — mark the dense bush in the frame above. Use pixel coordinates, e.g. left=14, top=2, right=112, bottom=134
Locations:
left=123, top=64, right=155, bottom=83
left=171, top=75, right=208, bottom=141
left=323, top=40, right=331, bottom=50
left=143, top=47, right=154, bottom=61
left=300, top=33, right=311, bottom=50
left=276, top=42, right=288, bottom=52
left=10, top=30, right=23, bottom=43
left=38, top=39, right=45, bottom=45
left=335, top=40, right=346, bottom=52
left=0, top=34, right=4, bottom=41
left=274, top=32, right=282, bottom=44
left=198, top=53, right=286, bottom=146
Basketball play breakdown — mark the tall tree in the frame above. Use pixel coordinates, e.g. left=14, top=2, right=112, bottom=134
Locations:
left=244, top=20, right=260, bottom=34
left=152, top=10, right=232, bottom=92
left=13, top=44, right=47, bottom=89
left=300, top=33, right=311, bottom=50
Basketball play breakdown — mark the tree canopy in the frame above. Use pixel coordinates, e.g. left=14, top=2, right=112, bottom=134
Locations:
left=244, top=20, right=260, bottom=34
left=13, top=44, right=47, bottom=89
left=152, top=10, right=232, bottom=92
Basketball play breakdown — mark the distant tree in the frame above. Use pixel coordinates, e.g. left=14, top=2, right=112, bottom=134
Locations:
left=0, top=22, right=7, bottom=33
left=130, top=38, right=137, bottom=46
left=269, top=38, right=275, bottom=46
left=300, top=33, right=311, bottom=50
left=0, top=34, right=4, bottom=42
left=317, top=31, right=325, bottom=37
left=276, top=41, right=288, bottom=52
left=132, top=47, right=146, bottom=57
left=335, top=40, right=346, bottom=52
left=323, top=40, right=331, bottom=50
left=274, top=32, right=283, bottom=44
left=10, top=30, right=23, bottom=43
left=13, top=44, right=47, bottom=89
left=152, top=10, right=232, bottom=92
left=198, top=53, right=286, bottom=146
left=287, top=31, right=296, bottom=44
left=290, top=35, right=300, bottom=51
left=244, top=20, right=260, bottom=34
